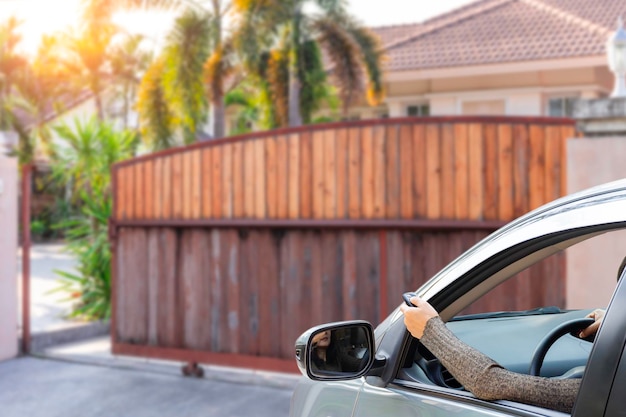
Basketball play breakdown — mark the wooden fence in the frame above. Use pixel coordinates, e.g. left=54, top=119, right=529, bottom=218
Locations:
left=110, top=116, right=575, bottom=373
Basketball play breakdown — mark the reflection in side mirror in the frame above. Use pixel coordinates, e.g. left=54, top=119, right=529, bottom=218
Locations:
left=307, top=322, right=373, bottom=380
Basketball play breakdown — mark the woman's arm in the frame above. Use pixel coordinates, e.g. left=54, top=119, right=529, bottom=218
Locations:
left=401, top=297, right=580, bottom=413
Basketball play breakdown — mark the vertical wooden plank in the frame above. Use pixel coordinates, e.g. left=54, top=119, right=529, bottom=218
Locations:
left=181, top=230, right=211, bottom=350
left=134, top=163, right=144, bottom=219
left=335, top=128, right=348, bottom=218
left=412, top=124, right=427, bottom=218
left=347, top=127, right=361, bottom=219
left=323, top=129, right=336, bottom=219
left=243, top=140, right=255, bottom=217
left=182, top=151, right=192, bottom=219
left=299, top=132, right=313, bottom=219
left=399, top=125, right=413, bottom=219
left=191, top=150, right=202, bottom=219
left=153, top=158, right=163, bottom=219
left=373, top=125, right=386, bottom=218
left=238, top=230, right=256, bottom=355
left=155, top=228, right=179, bottom=347
left=309, top=230, right=324, bottom=324
left=545, top=125, right=563, bottom=202
left=483, top=124, right=498, bottom=220
left=172, top=153, right=183, bottom=218
left=118, top=229, right=148, bottom=344
left=385, top=124, right=400, bottom=218
left=342, top=231, right=358, bottom=319
left=224, top=230, right=240, bottom=353
left=277, top=135, right=289, bottom=218
left=361, top=127, right=374, bottom=218
left=125, top=165, right=135, bottom=220
left=257, top=232, right=280, bottom=356
left=212, top=146, right=223, bottom=218
left=116, top=167, right=126, bottom=220
left=454, top=124, right=469, bottom=219
left=210, top=230, right=229, bottom=353
left=529, top=124, right=545, bottom=211
left=265, top=137, right=278, bottom=219
left=162, top=156, right=172, bottom=219
left=560, top=125, right=575, bottom=197
left=144, top=160, right=154, bottom=220
left=513, top=124, right=530, bottom=217
left=321, top=232, right=341, bottom=322
left=201, top=149, right=212, bottom=218
left=468, top=124, right=484, bottom=220
left=298, top=231, right=314, bottom=330
left=440, top=123, right=455, bottom=219
left=312, top=130, right=325, bottom=218
left=222, top=144, right=233, bottom=218
left=148, top=228, right=180, bottom=348
left=425, top=124, right=441, bottom=219
left=232, top=141, right=244, bottom=218
left=355, top=232, right=380, bottom=324
left=497, top=124, right=514, bottom=221
left=254, top=139, right=266, bottom=218
left=288, top=134, right=300, bottom=219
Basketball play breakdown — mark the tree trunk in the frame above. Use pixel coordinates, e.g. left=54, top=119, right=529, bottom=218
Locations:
left=288, top=62, right=302, bottom=127
left=288, top=14, right=303, bottom=128
left=211, top=100, right=225, bottom=139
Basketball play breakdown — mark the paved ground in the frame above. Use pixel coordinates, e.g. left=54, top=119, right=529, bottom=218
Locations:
left=2, top=243, right=299, bottom=417
left=0, top=357, right=295, bottom=417
left=18, top=243, right=78, bottom=332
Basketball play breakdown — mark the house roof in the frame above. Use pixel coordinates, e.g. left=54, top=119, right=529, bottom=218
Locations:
left=372, top=0, right=623, bottom=72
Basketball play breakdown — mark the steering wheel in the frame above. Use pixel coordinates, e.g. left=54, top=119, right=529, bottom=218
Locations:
left=528, top=318, right=594, bottom=376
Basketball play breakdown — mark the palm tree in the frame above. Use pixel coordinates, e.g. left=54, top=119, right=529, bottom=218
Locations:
left=136, top=57, right=177, bottom=150
left=233, top=0, right=385, bottom=127
left=101, top=0, right=234, bottom=139
left=161, top=8, right=212, bottom=143
left=0, top=17, right=40, bottom=161
left=109, top=33, right=153, bottom=129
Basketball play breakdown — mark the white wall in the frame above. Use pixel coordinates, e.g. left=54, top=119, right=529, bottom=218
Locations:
left=429, top=91, right=543, bottom=116
left=566, top=138, right=626, bottom=309
left=0, top=154, right=18, bottom=361
left=506, top=93, right=542, bottom=116
left=430, top=97, right=457, bottom=115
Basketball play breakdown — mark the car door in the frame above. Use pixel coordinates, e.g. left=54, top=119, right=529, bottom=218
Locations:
left=572, top=270, right=626, bottom=417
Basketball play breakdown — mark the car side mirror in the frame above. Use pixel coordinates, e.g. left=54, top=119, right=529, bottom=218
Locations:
left=295, top=321, right=376, bottom=381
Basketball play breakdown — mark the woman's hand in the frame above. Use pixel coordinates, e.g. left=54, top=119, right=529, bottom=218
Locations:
left=399, top=296, right=439, bottom=339
left=579, top=308, right=605, bottom=339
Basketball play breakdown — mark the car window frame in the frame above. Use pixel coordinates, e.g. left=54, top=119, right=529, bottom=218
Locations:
left=391, top=227, right=626, bottom=415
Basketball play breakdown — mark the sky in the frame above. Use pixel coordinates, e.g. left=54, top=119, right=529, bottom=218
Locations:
left=0, top=0, right=477, bottom=54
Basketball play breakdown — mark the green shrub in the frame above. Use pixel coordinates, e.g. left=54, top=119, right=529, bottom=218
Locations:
left=51, top=117, right=136, bottom=320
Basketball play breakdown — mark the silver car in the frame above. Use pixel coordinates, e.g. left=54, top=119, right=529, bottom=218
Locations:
left=291, top=179, right=626, bottom=417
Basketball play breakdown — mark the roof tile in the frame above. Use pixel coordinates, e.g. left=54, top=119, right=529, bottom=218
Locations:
left=372, top=0, right=620, bottom=71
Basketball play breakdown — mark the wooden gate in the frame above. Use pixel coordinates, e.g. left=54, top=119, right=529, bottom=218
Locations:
left=110, top=116, right=576, bottom=372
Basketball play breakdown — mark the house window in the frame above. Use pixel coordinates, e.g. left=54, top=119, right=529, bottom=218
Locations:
left=547, top=97, right=577, bottom=117
left=407, top=104, right=430, bottom=117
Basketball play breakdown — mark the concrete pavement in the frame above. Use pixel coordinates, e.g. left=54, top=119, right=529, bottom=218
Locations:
left=0, top=356, right=295, bottom=417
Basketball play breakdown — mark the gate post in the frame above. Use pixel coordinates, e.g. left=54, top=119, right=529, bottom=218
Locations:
left=0, top=148, right=18, bottom=361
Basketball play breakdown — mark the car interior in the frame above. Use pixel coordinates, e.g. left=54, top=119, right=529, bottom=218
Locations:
left=396, top=230, right=619, bottom=395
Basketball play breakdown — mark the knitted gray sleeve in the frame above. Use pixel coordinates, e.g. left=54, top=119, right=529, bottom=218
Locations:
left=420, top=317, right=581, bottom=413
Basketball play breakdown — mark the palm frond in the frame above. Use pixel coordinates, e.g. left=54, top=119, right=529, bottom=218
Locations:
left=312, top=16, right=362, bottom=115
left=137, top=58, right=177, bottom=150
left=345, top=24, right=385, bottom=106
left=162, top=7, right=212, bottom=143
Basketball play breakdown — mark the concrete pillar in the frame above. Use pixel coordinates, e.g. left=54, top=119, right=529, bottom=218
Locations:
left=566, top=98, right=626, bottom=309
left=0, top=153, right=18, bottom=361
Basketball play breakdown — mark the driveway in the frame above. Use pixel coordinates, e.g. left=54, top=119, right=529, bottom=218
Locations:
left=0, top=356, right=295, bottom=417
